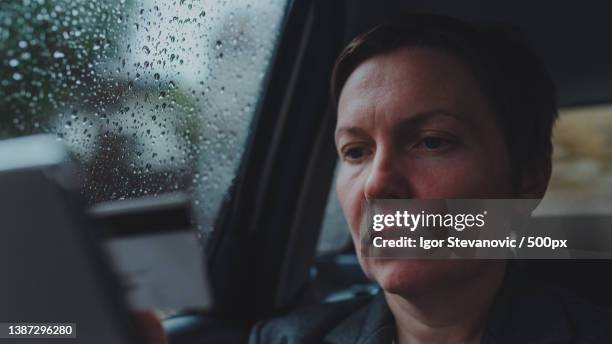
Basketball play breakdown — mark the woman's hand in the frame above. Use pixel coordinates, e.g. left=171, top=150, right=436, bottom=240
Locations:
left=133, top=310, right=167, bottom=344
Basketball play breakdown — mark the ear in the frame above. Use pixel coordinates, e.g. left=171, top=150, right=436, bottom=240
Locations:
left=517, top=158, right=552, bottom=199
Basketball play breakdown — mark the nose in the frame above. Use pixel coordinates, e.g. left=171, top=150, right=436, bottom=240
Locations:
left=363, top=148, right=412, bottom=200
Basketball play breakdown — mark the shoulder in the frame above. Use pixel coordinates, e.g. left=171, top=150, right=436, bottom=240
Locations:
left=248, top=295, right=373, bottom=344
left=489, top=277, right=612, bottom=343
left=552, top=288, right=612, bottom=341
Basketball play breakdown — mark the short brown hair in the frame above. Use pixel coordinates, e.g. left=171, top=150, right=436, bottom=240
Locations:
left=331, top=14, right=558, bottom=186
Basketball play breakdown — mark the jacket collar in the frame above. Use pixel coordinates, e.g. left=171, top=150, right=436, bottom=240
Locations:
left=324, top=263, right=572, bottom=344
left=481, top=262, right=572, bottom=344
left=324, top=291, right=395, bottom=344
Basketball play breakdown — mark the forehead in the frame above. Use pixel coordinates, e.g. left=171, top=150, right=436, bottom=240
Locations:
left=336, top=47, right=490, bottom=127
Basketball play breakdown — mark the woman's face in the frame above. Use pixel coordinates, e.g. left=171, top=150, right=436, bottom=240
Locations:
left=335, top=47, right=516, bottom=296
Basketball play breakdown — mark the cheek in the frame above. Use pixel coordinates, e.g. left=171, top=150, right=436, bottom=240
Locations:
left=412, top=163, right=483, bottom=197
left=336, top=165, right=373, bottom=280
left=409, top=152, right=512, bottom=198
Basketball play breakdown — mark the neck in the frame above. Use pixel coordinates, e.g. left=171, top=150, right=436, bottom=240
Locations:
left=386, top=260, right=506, bottom=344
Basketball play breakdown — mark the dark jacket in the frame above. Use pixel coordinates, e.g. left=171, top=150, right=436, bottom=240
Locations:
left=249, top=265, right=612, bottom=343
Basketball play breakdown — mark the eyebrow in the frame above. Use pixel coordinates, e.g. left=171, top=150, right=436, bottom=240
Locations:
left=335, top=109, right=466, bottom=140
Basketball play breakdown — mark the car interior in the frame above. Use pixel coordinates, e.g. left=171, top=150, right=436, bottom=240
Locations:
left=2, top=0, right=612, bottom=343
left=164, top=0, right=612, bottom=342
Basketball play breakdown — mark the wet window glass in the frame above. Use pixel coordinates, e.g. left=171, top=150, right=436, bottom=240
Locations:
left=0, top=0, right=287, bottom=240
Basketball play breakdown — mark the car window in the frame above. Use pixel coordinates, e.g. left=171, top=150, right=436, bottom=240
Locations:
left=536, top=105, right=612, bottom=215
left=316, top=106, right=612, bottom=255
left=0, top=0, right=287, bottom=242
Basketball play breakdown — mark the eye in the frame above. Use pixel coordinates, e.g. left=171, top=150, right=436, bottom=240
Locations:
left=415, top=136, right=452, bottom=151
left=341, top=145, right=371, bottom=163
left=345, top=147, right=365, bottom=160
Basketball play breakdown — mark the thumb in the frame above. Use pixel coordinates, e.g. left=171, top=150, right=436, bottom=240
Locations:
left=133, top=310, right=167, bottom=344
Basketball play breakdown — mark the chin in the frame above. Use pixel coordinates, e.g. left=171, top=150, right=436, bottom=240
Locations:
left=365, top=259, right=493, bottom=297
